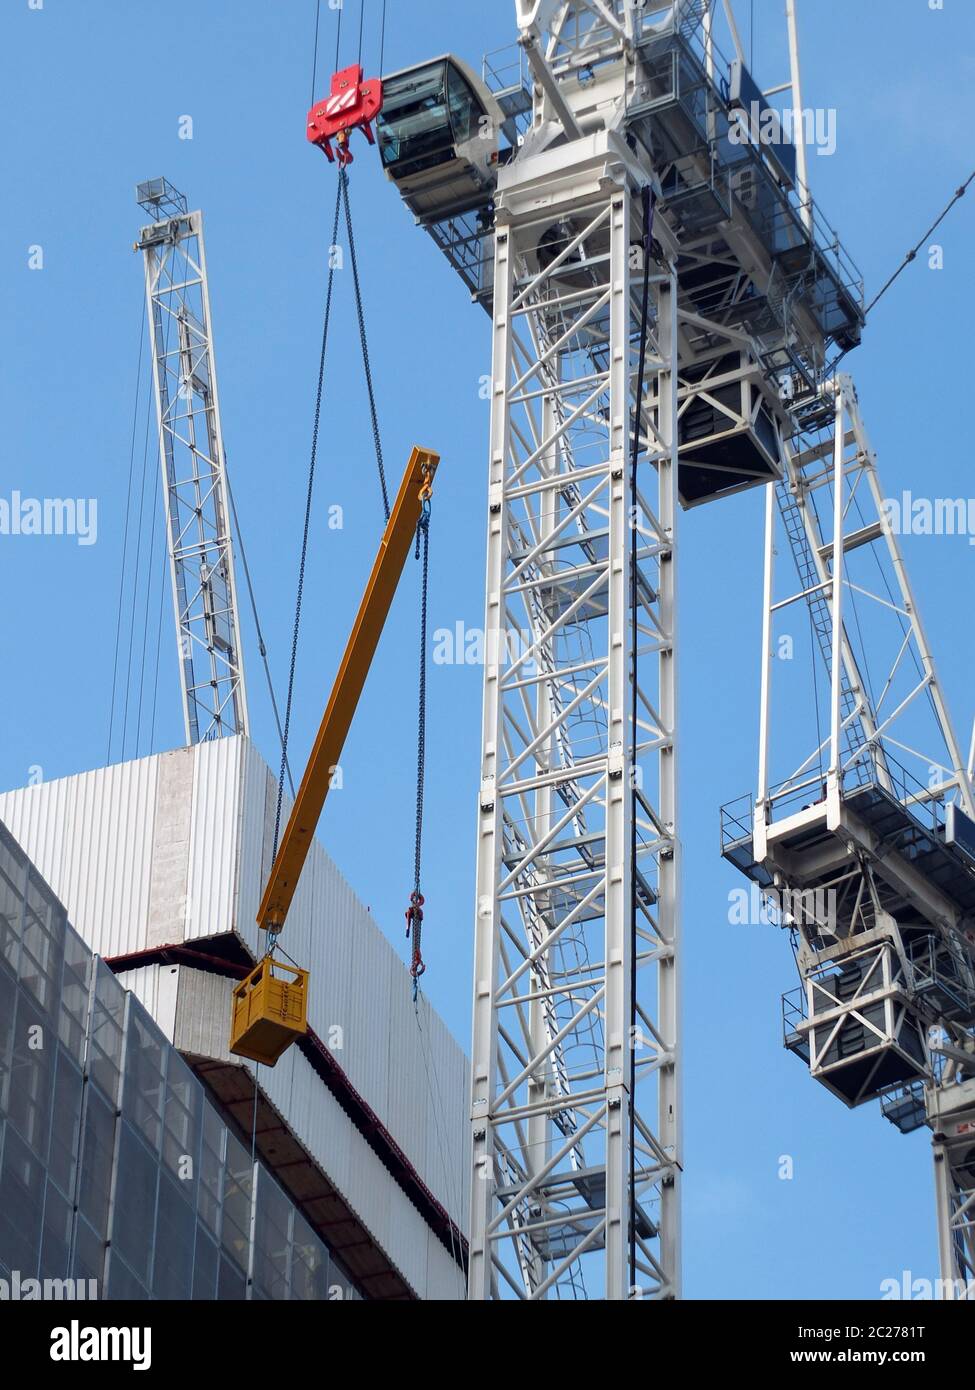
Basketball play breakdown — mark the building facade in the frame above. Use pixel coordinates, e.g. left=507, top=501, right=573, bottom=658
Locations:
left=0, top=738, right=469, bottom=1300
left=0, top=819, right=362, bottom=1299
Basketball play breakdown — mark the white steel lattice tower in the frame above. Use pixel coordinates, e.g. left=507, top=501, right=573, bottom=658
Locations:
left=721, top=373, right=975, bottom=1299
left=929, top=1075, right=975, bottom=1296
left=469, top=149, right=681, bottom=1301
left=377, top=0, right=871, bottom=1298
left=136, top=178, right=249, bottom=745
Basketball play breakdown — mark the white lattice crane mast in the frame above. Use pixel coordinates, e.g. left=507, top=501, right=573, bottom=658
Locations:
left=758, top=379, right=975, bottom=1293
left=135, top=178, right=249, bottom=745
left=731, top=373, right=975, bottom=1299
left=465, top=0, right=688, bottom=1303
left=378, top=0, right=866, bottom=1298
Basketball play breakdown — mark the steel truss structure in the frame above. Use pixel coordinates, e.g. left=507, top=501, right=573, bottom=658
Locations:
left=136, top=178, right=249, bottom=745
left=930, top=1078, right=975, bottom=1297
left=470, top=142, right=680, bottom=1301
left=722, top=373, right=975, bottom=1298
left=464, top=0, right=861, bottom=1301
left=380, top=0, right=972, bottom=1298
left=756, top=375, right=974, bottom=830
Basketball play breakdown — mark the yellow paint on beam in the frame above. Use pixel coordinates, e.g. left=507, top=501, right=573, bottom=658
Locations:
left=257, top=445, right=440, bottom=933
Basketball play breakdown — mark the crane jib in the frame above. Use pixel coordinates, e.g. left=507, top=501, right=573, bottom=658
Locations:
left=256, top=446, right=440, bottom=935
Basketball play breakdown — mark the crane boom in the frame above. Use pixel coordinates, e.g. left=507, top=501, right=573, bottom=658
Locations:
left=257, top=445, right=439, bottom=933
left=135, top=178, right=250, bottom=745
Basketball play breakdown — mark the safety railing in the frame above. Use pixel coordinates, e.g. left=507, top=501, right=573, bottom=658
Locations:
left=880, top=1081, right=928, bottom=1134
left=719, top=791, right=753, bottom=854
left=482, top=44, right=534, bottom=143
left=906, top=933, right=975, bottom=1016
left=633, top=8, right=864, bottom=316
left=762, top=743, right=949, bottom=837
left=782, top=986, right=808, bottom=1048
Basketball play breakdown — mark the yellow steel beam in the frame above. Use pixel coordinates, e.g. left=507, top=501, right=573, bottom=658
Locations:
left=258, top=445, right=440, bottom=932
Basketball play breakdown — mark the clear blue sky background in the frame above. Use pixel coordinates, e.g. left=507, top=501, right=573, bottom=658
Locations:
left=1, top=0, right=972, bottom=1299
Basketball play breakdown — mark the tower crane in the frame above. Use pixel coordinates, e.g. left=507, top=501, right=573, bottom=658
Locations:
left=373, top=0, right=972, bottom=1301
left=134, top=158, right=441, bottom=1070
left=721, top=377, right=975, bottom=1299
left=130, top=0, right=973, bottom=1300
left=378, top=0, right=847, bottom=1300
left=135, top=179, right=249, bottom=745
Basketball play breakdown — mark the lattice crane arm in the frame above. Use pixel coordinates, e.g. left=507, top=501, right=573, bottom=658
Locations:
left=256, top=445, right=439, bottom=935
left=135, top=179, right=250, bottom=746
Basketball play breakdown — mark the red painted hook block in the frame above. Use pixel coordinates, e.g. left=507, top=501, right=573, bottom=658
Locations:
left=306, top=64, right=384, bottom=166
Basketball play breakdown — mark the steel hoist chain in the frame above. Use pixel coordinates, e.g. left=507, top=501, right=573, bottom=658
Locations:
left=340, top=169, right=434, bottom=992
left=406, top=478, right=432, bottom=998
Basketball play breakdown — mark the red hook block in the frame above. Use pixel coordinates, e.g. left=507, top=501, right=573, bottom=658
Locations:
left=306, top=63, right=383, bottom=166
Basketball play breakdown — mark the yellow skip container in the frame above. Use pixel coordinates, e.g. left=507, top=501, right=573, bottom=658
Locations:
left=230, top=957, right=308, bottom=1066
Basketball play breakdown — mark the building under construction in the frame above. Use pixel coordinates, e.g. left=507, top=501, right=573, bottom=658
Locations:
left=1, top=0, right=973, bottom=1308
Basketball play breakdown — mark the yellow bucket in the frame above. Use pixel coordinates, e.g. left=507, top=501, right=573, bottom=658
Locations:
left=230, top=957, right=308, bottom=1066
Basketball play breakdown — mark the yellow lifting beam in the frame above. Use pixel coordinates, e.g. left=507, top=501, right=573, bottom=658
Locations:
left=230, top=445, right=438, bottom=1067
left=257, top=444, right=439, bottom=935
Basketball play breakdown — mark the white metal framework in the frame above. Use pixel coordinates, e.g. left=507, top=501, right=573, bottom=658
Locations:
left=380, top=0, right=975, bottom=1299
left=136, top=178, right=249, bottom=745
left=755, top=376, right=974, bottom=831
left=930, top=1077, right=975, bottom=1298
left=463, top=0, right=864, bottom=1301
left=731, top=373, right=975, bottom=1298
left=469, top=141, right=681, bottom=1301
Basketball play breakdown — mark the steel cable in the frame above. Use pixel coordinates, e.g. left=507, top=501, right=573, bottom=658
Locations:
left=310, top=0, right=322, bottom=103
left=272, top=179, right=345, bottom=865
left=107, top=297, right=146, bottom=763
left=227, top=465, right=295, bottom=796
left=829, top=169, right=975, bottom=373
left=341, top=171, right=391, bottom=520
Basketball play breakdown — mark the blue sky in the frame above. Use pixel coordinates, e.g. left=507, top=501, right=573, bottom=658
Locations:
left=1, top=0, right=972, bottom=1299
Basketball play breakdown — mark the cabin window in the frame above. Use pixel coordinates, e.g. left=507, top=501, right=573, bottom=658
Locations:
left=446, top=65, right=481, bottom=145
left=378, top=62, right=452, bottom=169
left=378, top=61, right=487, bottom=171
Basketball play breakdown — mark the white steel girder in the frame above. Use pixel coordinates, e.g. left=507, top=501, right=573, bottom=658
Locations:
left=750, top=373, right=975, bottom=1291
left=469, top=137, right=680, bottom=1301
left=934, top=1144, right=975, bottom=1298
left=137, top=198, right=249, bottom=746
left=928, top=1077, right=975, bottom=1298
left=752, top=371, right=975, bottom=1016
left=756, top=375, right=974, bottom=845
